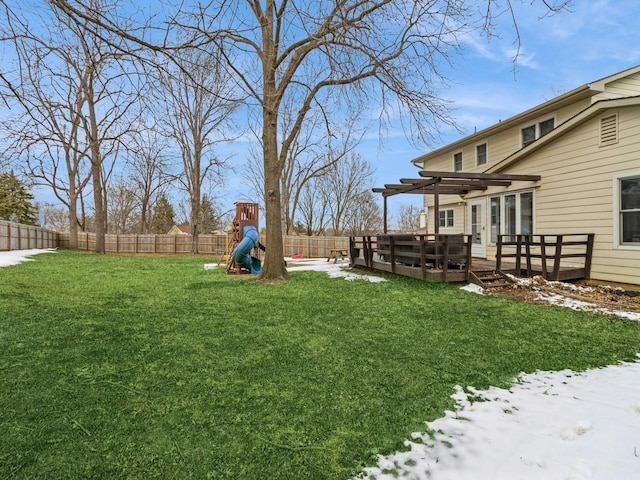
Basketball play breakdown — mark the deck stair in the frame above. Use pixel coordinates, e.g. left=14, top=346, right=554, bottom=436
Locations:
left=470, top=270, right=513, bottom=290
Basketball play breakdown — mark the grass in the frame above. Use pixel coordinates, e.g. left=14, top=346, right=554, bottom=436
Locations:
left=1, top=250, right=640, bottom=479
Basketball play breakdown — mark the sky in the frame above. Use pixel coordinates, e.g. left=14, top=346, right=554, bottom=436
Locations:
left=4, top=249, right=640, bottom=479
left=352, top=0, right=640, bottom=219
left=12, top=0, right=640, bottom=226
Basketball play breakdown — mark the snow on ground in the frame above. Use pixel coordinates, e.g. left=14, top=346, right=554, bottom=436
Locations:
left=357, top=357, right=640, bottom=480
left=460, top=276, right=640, bottom=322
left=0, top=248, right=56, bottom=267
left=286, top=256, right=387, bottom=283
left=4, top=250, right=640, bottom=479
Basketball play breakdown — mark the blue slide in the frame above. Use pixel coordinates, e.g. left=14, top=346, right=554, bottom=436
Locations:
left=231, top=225, right=261, bottom=274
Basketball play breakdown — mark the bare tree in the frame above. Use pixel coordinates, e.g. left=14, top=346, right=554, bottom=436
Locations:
left=106, top=177, right=139, bottom=234
left=245, top=95, right=363, bottom=235
left=149, top=46, right=240, bottom=254
left=1, top=0, right=142, bottom=252
left=39, top=203, right=70, bottom=231
left=342, top=191, right=383, bottom=235
left=124, top=128, right=173, bottom=233
left=396, top=204, right=422, bottom=232
left=296, top=175, right=332, bottom=236
left=321, top=153, right=376, bottom=236
left=50, top=0, right=571, bottom=280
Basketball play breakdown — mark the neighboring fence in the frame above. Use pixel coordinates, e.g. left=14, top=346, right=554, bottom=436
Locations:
left=0, top=220, right=60, bottom=251
left=57, top=231, right=349, bottom=258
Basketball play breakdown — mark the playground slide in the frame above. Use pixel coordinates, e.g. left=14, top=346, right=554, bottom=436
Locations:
left=232, top=225, right=262, bottom=274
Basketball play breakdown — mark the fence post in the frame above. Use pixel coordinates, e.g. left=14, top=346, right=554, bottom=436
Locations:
left=496, top=235, right=502, bottom=271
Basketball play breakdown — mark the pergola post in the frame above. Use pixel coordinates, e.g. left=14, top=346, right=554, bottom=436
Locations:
left=433, top=179, right=440, bottom=235
left=383, top=196, right=388, bottom=233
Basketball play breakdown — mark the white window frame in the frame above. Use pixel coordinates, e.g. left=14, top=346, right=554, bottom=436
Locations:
left=453, top=151, right=463, bottom=172
left=613, top=171, right=640, bottom=249
left=522, top=117, right=556, bottom=148
left=489, top=190, right=535, bottom=244
left=439, top=209, right=454, bottom=228
left=476, top=142, right=488, bottom=166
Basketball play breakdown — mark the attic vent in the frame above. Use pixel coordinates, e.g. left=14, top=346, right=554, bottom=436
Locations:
left=600, top=113, right=618, bottom=146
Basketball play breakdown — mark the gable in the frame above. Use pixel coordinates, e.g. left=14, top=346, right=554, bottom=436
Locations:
left=412, top=66, right=640, bottom=173
left=487, top=96, right=640, bottom=173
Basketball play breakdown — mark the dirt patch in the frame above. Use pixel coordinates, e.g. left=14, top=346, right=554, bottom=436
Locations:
left=489, top=276, right=640, bottom=315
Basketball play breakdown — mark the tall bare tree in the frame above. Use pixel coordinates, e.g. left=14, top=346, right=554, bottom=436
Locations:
left=321, top=153, right=375, bottom=235
left=1, top=0, right=142, bottom=252
left=50, top=0, right=571, bottom=280
left=342, top=190, right=383, bottom=235
left=124, top=128, right=173, bottom=233
left=396, top=204, right=422, bottom=232
left=149, top=46, right=240, bottom=254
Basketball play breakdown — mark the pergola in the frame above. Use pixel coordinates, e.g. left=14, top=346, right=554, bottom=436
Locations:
left=372, top=170, right=541, bottom=233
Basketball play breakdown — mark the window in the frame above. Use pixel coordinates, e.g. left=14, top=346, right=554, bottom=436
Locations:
left=539, top=118, right=554, bottom=137
left=439, top=209, right=454, bottom=228
left=620, top=176, right=640, bottom=244
left=453, top=152, right=463, bottom=172
left=521, top=125, right=536, bottom=147
left=476, top=143, right=487, bottom=166
left=522, top=117, right=555, bottom=147
left=490, top=191, right=534, bottom=242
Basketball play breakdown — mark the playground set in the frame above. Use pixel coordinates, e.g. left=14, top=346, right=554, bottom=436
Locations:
left=224, top=202, right=263, bottom=274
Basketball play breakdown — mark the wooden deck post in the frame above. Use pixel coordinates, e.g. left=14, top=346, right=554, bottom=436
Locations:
left=584, top=233, right=595, bottom=278
left=496, top=235, right=503, bottom=271
left=524, top=235, right=532, bottom=277
left=552, top=235, right=564, bottom=281
left=514, top=235, right=522, bottom=274
left=390, top=235, right=396, bottom=274
left=419, top=235, right=427, bottom=280
left=540, top=235, right=548, bottom=279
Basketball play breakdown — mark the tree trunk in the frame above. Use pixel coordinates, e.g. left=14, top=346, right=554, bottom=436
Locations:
left=91, top=160, right=105, bottom=253
left=261, top=121, right=288, bottom=281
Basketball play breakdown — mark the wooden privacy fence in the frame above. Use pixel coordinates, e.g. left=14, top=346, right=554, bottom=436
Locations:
left=58, top=231, right=349, bottom=258
left=0, top=220, right=59, bottom=251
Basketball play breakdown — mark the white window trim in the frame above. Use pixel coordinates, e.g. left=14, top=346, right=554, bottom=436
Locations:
left=613, top=170, right=640, bottom=250
left=439, top=208, right=455, bottom=228
left=476, top=141, right=488, bottom=167
left=453, top=151, right=463, bottom=172
left=488, top=189, right=535, bottom=244
left=521, top=116, right=556, bottom=148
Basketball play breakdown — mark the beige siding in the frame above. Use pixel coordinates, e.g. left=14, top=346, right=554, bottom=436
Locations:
left=421, top=100, right=591, bottom=176
left=593, top=72, right=640, bottom=101
left=414, top=69, right=640, bottom=285
left=491, top=106, right=640, bottom=285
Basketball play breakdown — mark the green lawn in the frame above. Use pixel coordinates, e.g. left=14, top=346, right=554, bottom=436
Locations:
left=1, top=250, right=639, bottom=479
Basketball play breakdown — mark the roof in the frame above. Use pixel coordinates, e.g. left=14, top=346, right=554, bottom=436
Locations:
left=487, top=95, right=640, bottom=173
left=411, top=65, right=640, bottom=168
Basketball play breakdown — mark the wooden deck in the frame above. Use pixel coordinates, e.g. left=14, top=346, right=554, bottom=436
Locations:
left=349, top=233, right=594, bottom=283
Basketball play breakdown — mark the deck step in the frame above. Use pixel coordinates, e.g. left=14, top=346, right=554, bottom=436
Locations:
left=471, top=270, right=513, bottom=290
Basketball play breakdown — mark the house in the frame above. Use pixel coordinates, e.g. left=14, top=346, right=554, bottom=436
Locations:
left=167, top=224, right=191, bottom=235
left=406, top=65, right=640, bottom=286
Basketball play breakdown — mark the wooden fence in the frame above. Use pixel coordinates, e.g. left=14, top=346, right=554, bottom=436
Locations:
left=0, top=220, right=59, bottom=251
left=57, top=231, right=349, bottom=258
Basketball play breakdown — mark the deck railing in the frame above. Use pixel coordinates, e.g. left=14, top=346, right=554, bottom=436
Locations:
left=496, top=234, right=595, bottom=281
left=349, top=234, right=472, bottom=282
